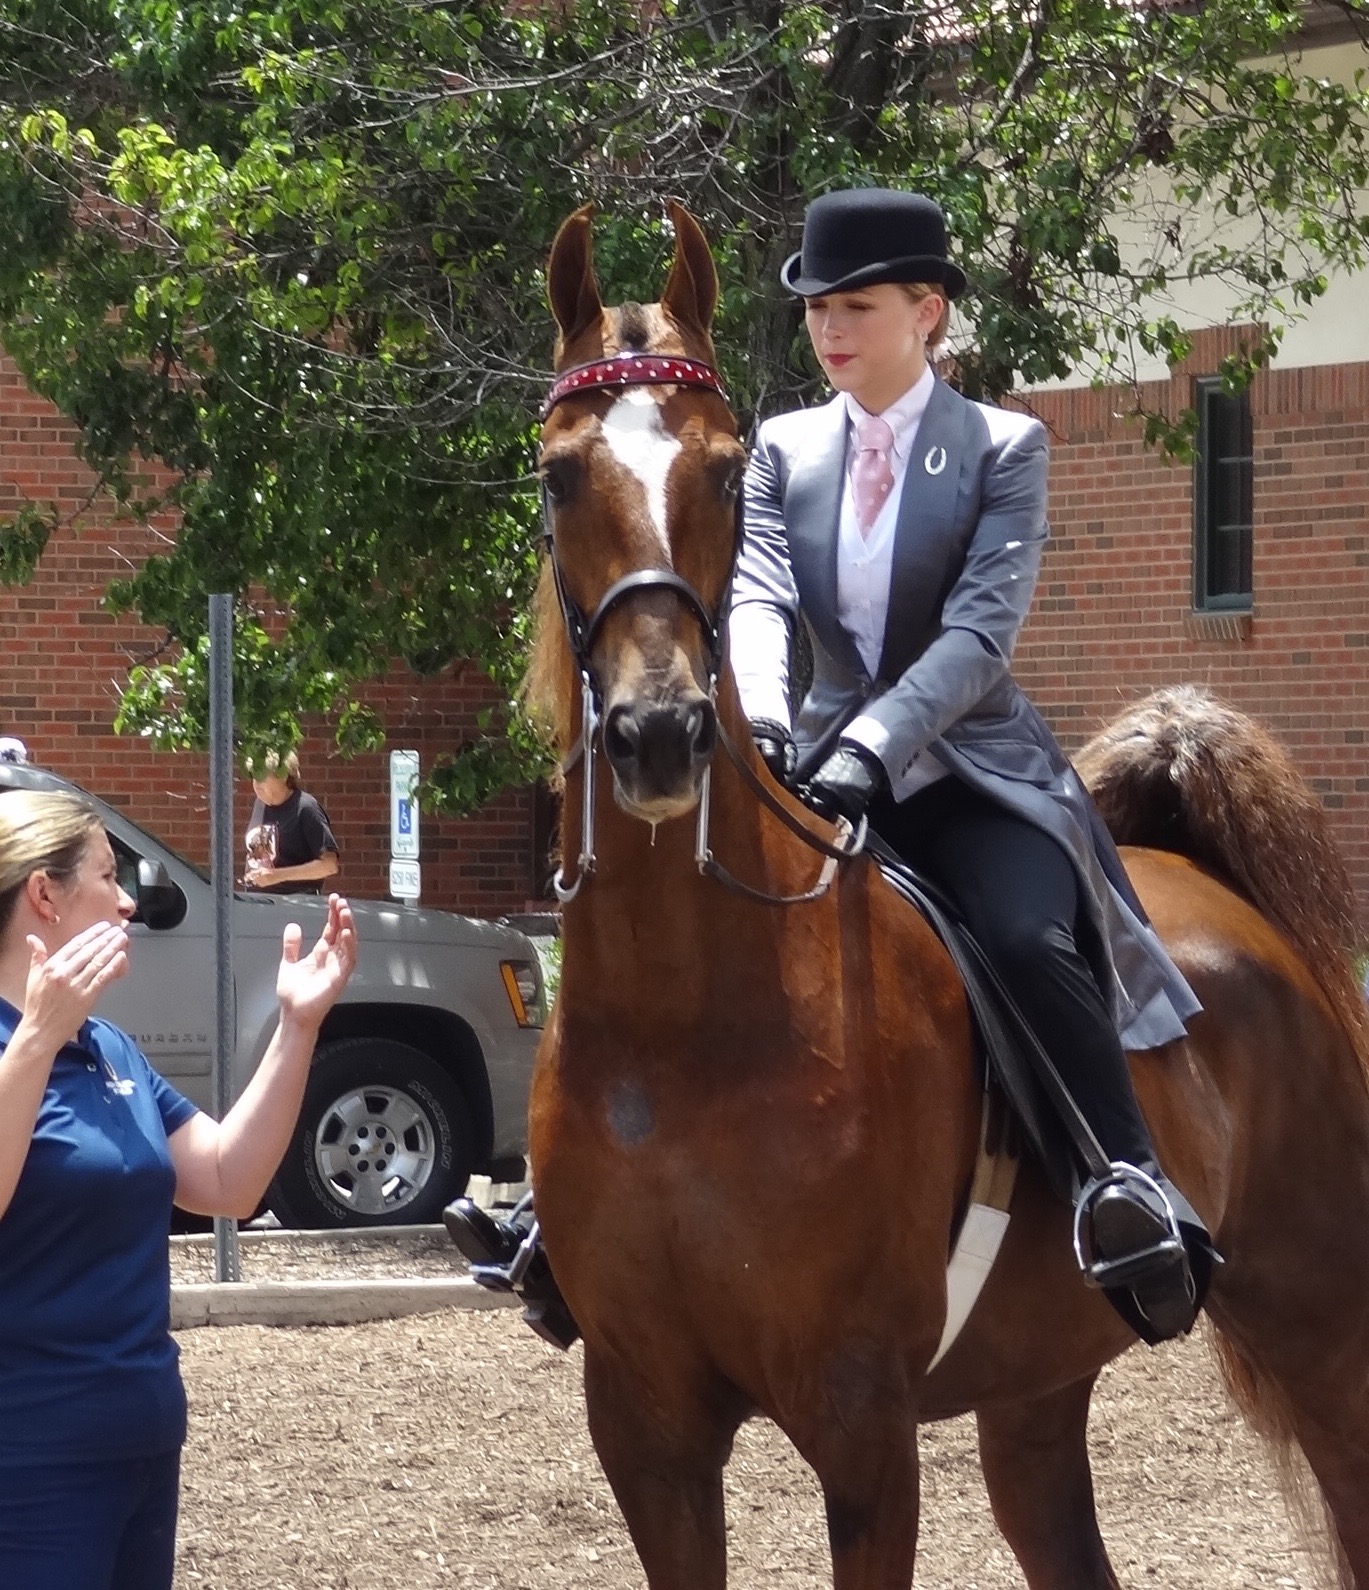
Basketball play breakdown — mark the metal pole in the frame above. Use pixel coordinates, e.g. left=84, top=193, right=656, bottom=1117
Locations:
left=209, top=594, right=241, bottom=1284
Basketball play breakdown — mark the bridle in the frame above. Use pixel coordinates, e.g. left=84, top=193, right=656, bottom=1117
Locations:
left=539, top=353, right=735, bottom=703
left=539, top=349, right=866, bottom=906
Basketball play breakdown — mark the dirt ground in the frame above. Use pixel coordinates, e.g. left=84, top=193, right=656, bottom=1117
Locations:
left=171, top=1232, right=1325, bottom=1589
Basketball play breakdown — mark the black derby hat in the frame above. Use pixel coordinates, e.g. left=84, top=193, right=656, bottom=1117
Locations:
left=781, top=188, right=967, bottom=300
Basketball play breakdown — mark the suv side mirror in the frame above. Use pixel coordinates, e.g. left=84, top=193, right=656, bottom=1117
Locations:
left=132, top=858, right=187, bottom=931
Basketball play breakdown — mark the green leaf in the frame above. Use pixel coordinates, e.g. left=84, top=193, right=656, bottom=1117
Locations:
left=0, top=0, right=1364, bottom=810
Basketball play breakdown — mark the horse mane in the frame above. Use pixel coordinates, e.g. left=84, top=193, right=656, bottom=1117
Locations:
left=1075, top=685, right=1369, bottom=1068
left=614, top=302, right=652, bottom=350
left=522, top=558, right=577, bottom=779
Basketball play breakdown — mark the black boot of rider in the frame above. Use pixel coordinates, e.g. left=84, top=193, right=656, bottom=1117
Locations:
left=1057, top=1028, right=1220, bottom=1344
left=443, top=1198, right=519, bottom=1272
left=1079, top=1163, right=1216, bottom=1344
left=443, top=1196, right=581, bottom=1351
left=969, top=899, right=1219, bottom=1339
left=974, top=921, right=1220, bottom=1340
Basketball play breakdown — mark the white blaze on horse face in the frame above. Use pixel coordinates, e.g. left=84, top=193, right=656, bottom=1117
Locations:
left=599, top=388, right=681, bottom=558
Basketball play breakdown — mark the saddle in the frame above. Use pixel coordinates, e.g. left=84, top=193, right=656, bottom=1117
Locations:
left=864, top=833, right=1202, bottom=1348
left=865, top=830, right=1103, bottom=1201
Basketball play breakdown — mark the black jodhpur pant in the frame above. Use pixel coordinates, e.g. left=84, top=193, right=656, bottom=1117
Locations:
left=869, top=774, right=1155, bottom=1171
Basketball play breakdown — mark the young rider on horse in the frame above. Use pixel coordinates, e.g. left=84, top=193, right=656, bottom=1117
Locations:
left=450, top=187, right=1214, bottom=1347
left=732, top=186, right=1213, bottom=1342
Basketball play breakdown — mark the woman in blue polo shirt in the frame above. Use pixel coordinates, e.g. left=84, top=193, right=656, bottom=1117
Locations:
left=0, top=788, right=357, bottom=1589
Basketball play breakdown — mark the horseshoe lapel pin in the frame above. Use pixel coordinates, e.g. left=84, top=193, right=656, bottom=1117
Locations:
left=924, top=445, right=947, bottom=476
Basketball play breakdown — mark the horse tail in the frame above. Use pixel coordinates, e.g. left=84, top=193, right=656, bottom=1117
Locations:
left=1074, top=684, right=1368, bottom=1067
left=1079, top=685, right=1362, bottom=1588
left=1207, top=1334, right=1346, bottom=1588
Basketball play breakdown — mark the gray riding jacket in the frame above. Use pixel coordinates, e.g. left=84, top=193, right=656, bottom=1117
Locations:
left=729, top=378, right=1200, bottom=1050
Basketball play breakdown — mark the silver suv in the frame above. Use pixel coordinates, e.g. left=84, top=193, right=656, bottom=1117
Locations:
left=0, top=759, right=544, bottom=1228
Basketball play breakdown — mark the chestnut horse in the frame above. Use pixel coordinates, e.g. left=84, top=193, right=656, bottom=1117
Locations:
left=525, top=202, right=1369, bottom=1588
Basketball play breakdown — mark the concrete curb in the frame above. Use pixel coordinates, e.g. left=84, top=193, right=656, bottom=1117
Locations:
left=171, top=1276, right=519, bottom=1330
left=169, top=1221, right=446, bottom=1249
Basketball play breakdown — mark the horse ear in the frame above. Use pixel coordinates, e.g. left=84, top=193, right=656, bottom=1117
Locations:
left=546, top=203, right=604, bottom=349
left=660, top=200, right=719, bottom=335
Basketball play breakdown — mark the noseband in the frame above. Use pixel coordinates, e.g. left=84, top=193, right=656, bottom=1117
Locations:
left=540, top=350, right=864, bottom=905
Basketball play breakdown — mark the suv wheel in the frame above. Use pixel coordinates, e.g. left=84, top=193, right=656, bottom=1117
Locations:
left=269, top=1037, right=476, bottom=1228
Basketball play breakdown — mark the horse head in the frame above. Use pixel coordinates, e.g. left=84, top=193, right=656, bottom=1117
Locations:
left=537, top=202, right=747, bottom=824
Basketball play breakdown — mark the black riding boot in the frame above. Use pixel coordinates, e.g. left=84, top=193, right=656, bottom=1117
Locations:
left=1054, top=1044, right=1219, bottom=1344
left=442, top=1194, right=580, bottom=1350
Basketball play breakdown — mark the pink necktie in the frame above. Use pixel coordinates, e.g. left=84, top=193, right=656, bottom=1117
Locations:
left=852, top=415, right=895, bottom=537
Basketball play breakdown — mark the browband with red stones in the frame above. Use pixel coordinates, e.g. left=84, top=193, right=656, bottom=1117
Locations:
left=541, top=352, right=729, bottom=419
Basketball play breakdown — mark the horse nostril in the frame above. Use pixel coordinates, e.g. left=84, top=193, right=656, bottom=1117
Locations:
left=688, top=701, right=717, bottom=758
left=604, top=699, right=715, bottom=787
left=603, top=705, right=642, bottom=765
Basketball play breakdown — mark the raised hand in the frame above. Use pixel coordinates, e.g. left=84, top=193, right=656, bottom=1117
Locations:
left=275, top=895, right=358, bottom=1031
left=21, top=921, right=129, bottom=1047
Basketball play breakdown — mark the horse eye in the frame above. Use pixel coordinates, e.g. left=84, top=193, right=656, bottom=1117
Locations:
left=717, top=465, right=744, bottom=504
left=539, top=457, right=579, bottom=506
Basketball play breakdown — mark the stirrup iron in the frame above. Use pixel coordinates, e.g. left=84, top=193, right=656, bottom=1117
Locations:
left=447, top=1192, right=581, bottom=1351
left=470, top=1215, right=542, bottom=1291
left=1073, top=1162, right=1186, bottom=1292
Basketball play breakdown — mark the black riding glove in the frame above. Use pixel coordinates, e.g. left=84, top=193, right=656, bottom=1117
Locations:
left=749, top=717, right=797, bottom=783
left=804, top=741, right=888, bottom=825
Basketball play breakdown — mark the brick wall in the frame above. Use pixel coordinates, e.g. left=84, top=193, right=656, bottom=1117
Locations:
left=3, top=333, right=1366, bottom=924
left=1017, top=327, right=1369, bottom=921
left=0, top=356, right=536, bottom=917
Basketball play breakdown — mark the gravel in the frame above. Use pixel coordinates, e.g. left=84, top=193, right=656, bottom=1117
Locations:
left=170, top=1227, right=1323, bottom=1589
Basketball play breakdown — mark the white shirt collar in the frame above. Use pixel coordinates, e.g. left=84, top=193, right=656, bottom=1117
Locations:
left=844, top=364, right=936, bottom=460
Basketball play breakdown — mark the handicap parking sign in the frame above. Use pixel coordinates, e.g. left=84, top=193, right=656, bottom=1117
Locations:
left=389, top=750, right=420, bottom=861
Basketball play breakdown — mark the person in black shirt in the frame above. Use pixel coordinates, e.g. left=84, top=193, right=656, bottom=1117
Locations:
left=243, top=752, right=339, bottom=896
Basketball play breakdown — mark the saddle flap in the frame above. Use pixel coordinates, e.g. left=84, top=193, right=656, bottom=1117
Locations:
left=867, top=834, right=1107, bottom=1203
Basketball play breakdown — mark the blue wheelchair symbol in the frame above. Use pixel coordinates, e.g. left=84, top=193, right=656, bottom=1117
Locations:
left=397, top=799, right=412, bottom=836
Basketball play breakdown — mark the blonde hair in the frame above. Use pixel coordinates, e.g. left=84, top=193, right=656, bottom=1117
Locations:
left=247, top=749, right=302, bottom=790
left=900, top=282, right=951, bottom=349
left=0, top=791, right=104, bottom=937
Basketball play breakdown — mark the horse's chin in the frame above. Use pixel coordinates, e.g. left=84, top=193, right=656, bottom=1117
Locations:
left=611, top=780, right=702, bottom=826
